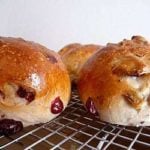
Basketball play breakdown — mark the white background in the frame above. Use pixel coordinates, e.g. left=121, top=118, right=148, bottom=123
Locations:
left=0, top=0, right=150, bottom=51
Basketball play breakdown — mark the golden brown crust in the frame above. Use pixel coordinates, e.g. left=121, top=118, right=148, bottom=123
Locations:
left=112, top=55, right=145, bottom=76
left=0, top=37, right=68, bottom=97
left=78, top=36, right=150, bottom=126
left=59, top=43, right=103, bottom=83
left=58, top=43, right=82, bottom=56
left=0, top=37, right=71, bottom=126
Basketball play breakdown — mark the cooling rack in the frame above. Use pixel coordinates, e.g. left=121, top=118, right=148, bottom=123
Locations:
left=0, top=89, right=150, bottom=150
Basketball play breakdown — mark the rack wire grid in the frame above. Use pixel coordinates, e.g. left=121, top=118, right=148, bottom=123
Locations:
left=0, top=89, right=150, bottom=150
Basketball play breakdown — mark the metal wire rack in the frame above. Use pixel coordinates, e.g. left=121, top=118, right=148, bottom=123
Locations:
left=0, top=89, right=150, bottom=150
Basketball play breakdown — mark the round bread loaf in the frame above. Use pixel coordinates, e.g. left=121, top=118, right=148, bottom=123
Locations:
left=78, top=36, right=150, bottom=126
left=0, top=37, right=71, bottom=129
left=59, top=43, right=102, bottom=83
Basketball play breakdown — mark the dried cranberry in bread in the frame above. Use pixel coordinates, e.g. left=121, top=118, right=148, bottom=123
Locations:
left=78, top=36, right=150, bottom=126
left=59, top=43, right=102, bottom=84
left=0, top=37, right=71, bottom=131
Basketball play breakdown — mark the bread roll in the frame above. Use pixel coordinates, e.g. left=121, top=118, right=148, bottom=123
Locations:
left=59, top=43, right=102, bottom=83
left=0, top=37, right=71, bottom=134
left=78, top=36, right=150, bottom=126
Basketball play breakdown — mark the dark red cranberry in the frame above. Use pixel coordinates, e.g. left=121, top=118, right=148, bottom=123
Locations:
left=17, top=86, right=35, bottom=103
left=1, top=114, right=5, bottom=118
left=51, top=97, right=64, bottom=114
left=47, top=55, right=57, bottom=64
left=25, top=91, right=35, bottom=102
left=86, top=97, right=98, bottom=115
left=17, top=86, right=26, bottom=98
left=0, top=119, right=23, bottom=135
left=0, top=90, right=5, bottom=99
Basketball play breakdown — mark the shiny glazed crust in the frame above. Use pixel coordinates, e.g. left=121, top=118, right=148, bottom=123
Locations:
left=78, top=36, right=150, bottom=126
left=0, top=37, right=71, bottom=127
left=59, top=43, right=102, bottom=83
